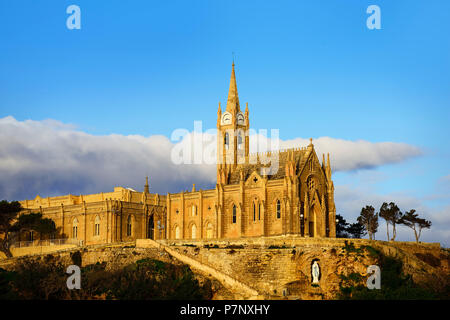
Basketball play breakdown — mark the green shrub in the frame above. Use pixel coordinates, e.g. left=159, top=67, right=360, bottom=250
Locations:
left=338, top=252, right=441, bottom=300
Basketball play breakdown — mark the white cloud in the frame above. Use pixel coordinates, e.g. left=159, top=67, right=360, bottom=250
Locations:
left=0, top=116, right=422, bottom=200
left=277, top=136, right=423, bottom=171
left=0, top=116, right=216, bottom=200
left=1, top=116, right=447, bottom=246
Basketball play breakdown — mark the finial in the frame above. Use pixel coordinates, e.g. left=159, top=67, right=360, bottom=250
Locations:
left=232, top=52, right=235, bottom=66
left=144, top=176, right=149, bottom=193
left=192, top=183, right=196, bottom=192
left=309, top=138, right=313, bottom=145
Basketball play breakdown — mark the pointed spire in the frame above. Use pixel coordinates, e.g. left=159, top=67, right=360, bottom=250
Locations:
left=217, top=102, right=222, bottom=127
left=226, top=62, right=240, bottom=114
left=144, top=176, right=149, bottom=193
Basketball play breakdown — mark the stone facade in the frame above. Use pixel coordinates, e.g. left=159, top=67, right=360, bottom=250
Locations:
left=19, top=64, right=336, bottom=244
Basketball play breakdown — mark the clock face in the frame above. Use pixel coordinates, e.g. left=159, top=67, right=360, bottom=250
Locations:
left=221, top=112, right=232, bottom=125
left=237, top=112, right=245, bottom=125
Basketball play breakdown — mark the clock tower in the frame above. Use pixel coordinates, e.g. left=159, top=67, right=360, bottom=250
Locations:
left=217, top=63, right=250, bottom=184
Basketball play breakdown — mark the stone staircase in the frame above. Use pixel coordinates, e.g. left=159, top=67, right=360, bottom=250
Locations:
left=136, top=239, right=263, bottom=299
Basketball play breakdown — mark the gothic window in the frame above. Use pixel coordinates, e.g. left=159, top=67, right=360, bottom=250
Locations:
left=232, top=205, right=237, bottom=224
left=72, top=218, right=78, bottom=239
left=191, top=224, right=197, bottom=239
left=253, top=202, right=256, bottom=221
left=94, top=215, right=100, bottom=236
left=127, top=215, right=132, bottom=236
left=237, top=131, right=243, bottom=150
left=258, top=203, right=261, bottom=220
left=29, top=230, right=34, bottom=242
left=192, top=205, right=197, bottom=217
left=307, top=176, right=316, bottom=191
left=224, top=132, right=230, bottom=150
left=276, top=200, right=281, bottom=219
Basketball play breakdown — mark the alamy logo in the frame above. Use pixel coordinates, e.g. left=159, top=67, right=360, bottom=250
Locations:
left=366, top=5, right=381, bottom=30
left=66, top=5, right=81, bottom=30
left=366, top=265, right=381, bottom=289
left=66, top=265, right=81, bottom=289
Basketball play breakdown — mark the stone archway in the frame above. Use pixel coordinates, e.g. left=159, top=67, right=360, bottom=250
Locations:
left=147, top=215, right=154, bottom=239
left=206, top=222, right=213, bottom=239
left=309, top=204, right=322, bottom=237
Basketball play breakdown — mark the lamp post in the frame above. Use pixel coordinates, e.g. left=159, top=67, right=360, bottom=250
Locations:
left=300, top=213, right=304, bottom=237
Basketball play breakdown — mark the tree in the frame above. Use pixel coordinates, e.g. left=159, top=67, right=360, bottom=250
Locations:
left=0, top=201, right=22, bottom=258
left=0, top=200, right=56, bottom=258
left=379, top=202, right=403, bottom=241
left=347, top=222, right=366, bottom=239
left=335, top=214, right=350, bottom=238
left=357, top=205, right=378, bottom=240
left=399, top=209, right=431, bottom=243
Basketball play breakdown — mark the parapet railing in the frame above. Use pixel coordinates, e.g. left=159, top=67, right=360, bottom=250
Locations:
left=10, top=238, right=83, bottom=248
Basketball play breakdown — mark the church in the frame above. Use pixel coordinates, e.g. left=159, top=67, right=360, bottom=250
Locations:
left=19, top=64, right=336, bottom=245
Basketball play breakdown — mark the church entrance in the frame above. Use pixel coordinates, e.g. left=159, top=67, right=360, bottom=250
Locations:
left=148, top=215, right=154, bottom=240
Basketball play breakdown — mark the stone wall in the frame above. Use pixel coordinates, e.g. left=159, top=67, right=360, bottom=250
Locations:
left=147, top=236, right=445, bottom=299
left=0, top=243, right=175, bottom=272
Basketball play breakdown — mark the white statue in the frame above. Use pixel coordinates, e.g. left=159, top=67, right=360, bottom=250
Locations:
left=312, top=261, right=320, bottom=284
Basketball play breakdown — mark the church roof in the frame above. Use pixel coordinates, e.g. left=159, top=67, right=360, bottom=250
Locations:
left=228, top=148, right=310, bottom=184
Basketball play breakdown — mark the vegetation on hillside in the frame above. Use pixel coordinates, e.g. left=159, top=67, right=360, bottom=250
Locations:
left=0, top=256, right=213, bottom=300
left=338, top=246, right=449, bottom=300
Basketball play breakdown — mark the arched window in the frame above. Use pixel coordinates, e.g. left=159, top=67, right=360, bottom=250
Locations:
left=127, top=215, right=132, bottom=236
left=237, top=131, right=243, bottom=150
left=192, top=205, right=197, bottom=217
left=175, top=226, right=180, bottom=239
left=232, top=205, right=237, bottom=224
left=258, top=203, right=261, bottom=220
left=191, top=224, right=197, bottom=239
left=224, top=132, right=230, bottom=150
left=253, top=202, right=256, bottom=221
left=307, top=176, right=315, bottom=191
left=276, top=200, right=281, bottom=219
left=72, top=218, right=78, bottom=239
left=94, top=215, right=100, bottom=236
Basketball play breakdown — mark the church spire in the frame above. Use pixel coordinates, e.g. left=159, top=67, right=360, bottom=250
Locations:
left=226, top=62, right=240, bottom=114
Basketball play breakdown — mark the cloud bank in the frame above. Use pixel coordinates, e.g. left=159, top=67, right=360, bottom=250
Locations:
left=0, top=116, right=422, bottom=202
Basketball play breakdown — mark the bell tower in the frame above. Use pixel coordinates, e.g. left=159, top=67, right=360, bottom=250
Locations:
left=217, top=63, right=249, bottom=184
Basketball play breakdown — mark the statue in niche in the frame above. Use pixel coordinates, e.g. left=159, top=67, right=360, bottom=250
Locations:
left=311, top=260, right=320, bottom=284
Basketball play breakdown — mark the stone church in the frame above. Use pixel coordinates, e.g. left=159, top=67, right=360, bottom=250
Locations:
left=20, top=64, right=336, bottom=245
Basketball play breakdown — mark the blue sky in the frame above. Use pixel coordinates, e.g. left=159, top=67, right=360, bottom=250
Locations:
left=0, top=0, right=449, bottom=245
